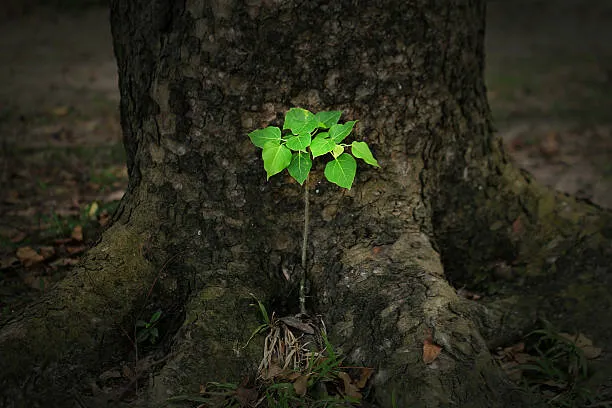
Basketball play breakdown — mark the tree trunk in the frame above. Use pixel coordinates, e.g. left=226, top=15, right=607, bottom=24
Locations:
left=1, top=0, right=610, bottom=407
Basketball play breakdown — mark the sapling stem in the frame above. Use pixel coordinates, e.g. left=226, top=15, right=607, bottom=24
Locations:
left=299, top=175, right=309, bottom=315
left=247, top=108, right=380, bottom=316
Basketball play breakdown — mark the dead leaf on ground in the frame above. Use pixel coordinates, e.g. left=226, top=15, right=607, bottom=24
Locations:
left=423, top=331, right=442, bottom=364
left=262, top=362, right=285, bottom=380
left=39, top=246, right=55, bottom=260
left=10, top=231, right=28, bottom=243
left=16, top=246, right=44, bottom=267
left=293, top=374, right=309, bottom=396
left=99, top=211, right=111, bottom=226
left=354, top=367, right=375, bottom=388
left=337, top=371, right=362, bottom=399
left=104, top=190, right=125, bottom=202
left=559, top=332, right=602, bottom=359
left=71, top=225, right=83, bottom=241
left=456, top=287, right=482, bottom=300
left=50, top=105, right=70, bottom=116
left=540, top=131, right=560, bottom=157
left=66, top=245, right=87, bottom=255
left=235, top=385, right=258, bottom=406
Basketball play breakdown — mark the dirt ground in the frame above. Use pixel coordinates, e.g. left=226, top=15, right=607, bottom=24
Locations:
left=0, top=1, right=611, bottom=405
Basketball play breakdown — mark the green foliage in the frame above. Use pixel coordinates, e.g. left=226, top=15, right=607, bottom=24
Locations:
left=248, top=108, right=379, bottom=189
left=520, top=323, right=606, bottom=408
left=259, top=332, right=360, bottom=408
left=136, top=310, right=162, bottom=344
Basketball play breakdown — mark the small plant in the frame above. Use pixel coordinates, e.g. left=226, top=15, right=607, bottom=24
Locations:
left=136, top=310, right=162, bottom=344
left=519, top=323, right=605, bottom=407
left=248, top=108, right=379, bottom=314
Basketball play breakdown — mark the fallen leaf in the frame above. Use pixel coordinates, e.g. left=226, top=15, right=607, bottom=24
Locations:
left=456, top=287, right=482, bottom=301
left=354, top=367, right=375, bottom=388
left=49, top=257, right=80, bottom=267
left=16, top=246, right=44, bottom=267
left=293, top=374, right=309, bottom=396
left=262, top=362, right=284, bottom=380
left=539, top=132, right=560, bottom=157
left=50, top=105, right=70, bottom=116
left=423, top=336, right=442, bottom=364
left=39, top=246, right=55, bottom=260
left=279, top=316, right=315, bottom=334
left=88, top=202, right=99, bottom=219
left=71, top=225, right=83, bottom=241
left=99, top=211, right=111, bottom=226
left=9, top=231, right=27, bottom=243
left=235, top=385, right=258, bottom=406
left=104, top=190, right=125, bottom=202
left=559, top=332, right=602, bottom=359
left=337, top=371, right=362, bottom=399
left=66, top=245, right=87, bottom=255
left=54, top=237, right=73, bottom=245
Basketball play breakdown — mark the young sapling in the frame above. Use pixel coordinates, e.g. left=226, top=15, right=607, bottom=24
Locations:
left=248, top=108, right=379, bottom=315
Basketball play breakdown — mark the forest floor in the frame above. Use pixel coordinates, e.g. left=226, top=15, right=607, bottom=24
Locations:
left=0, top=1, right=611, bottom=407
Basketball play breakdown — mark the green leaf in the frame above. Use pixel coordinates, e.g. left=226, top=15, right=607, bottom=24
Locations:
left=288, top=152, right=312, bottom=185
left=283, top=108, right=318, bottom=135
left=324, top=154, right=356, bottom=189
left=136, top=330, right=150, bottom=343
left=310, top=133, right=336, bottom=158
left=262, top=142, right=292, bottom=179
left=285, top=133, right=312, bottom=151
left=314, top=111, right=342, bottom=129
left=351, top=141, right=380, bottom=167
left=248, top=126, right=281, bottom=148
left=331, top=144, right=344, bottom=159
left=150, top=310, right=162, bottom=323
left=329, top=120, right=357, bottom=143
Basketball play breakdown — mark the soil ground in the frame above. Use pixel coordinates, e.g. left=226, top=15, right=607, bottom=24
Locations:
left=0, top=1, right=611, bottom=406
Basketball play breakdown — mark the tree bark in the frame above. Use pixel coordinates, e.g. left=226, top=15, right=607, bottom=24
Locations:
left=1, top=0, right=610, bottom=407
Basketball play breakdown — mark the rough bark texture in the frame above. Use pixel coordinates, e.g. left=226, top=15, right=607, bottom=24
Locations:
left=1, top=0, right=610, bottom=407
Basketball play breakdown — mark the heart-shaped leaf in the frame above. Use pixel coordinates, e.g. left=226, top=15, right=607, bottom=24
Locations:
left=314, top=111, right=342, bottom=129
left=310, top=133, right=336, bottom=158
left=262, top=142, right=292, bottom=179
left=351, top=141, right=379, bottom=167
left=329, top=120, right=357, bottom=143
left=324, top=154, right=356, bottom=189
left=283, top=108, right=318, bottom=135
left=285, top=133, right=312, bottom=151
left=287, top=152, right=312, bottom=185
left=332, top=144, right=344, bottom=159
left=248, top=127, right=281, bottom=148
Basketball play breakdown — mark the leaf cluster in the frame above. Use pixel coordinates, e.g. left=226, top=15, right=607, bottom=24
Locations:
left=248, top=108, right=379, bottom=189
left=135, top=310, right=162, bottom=344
